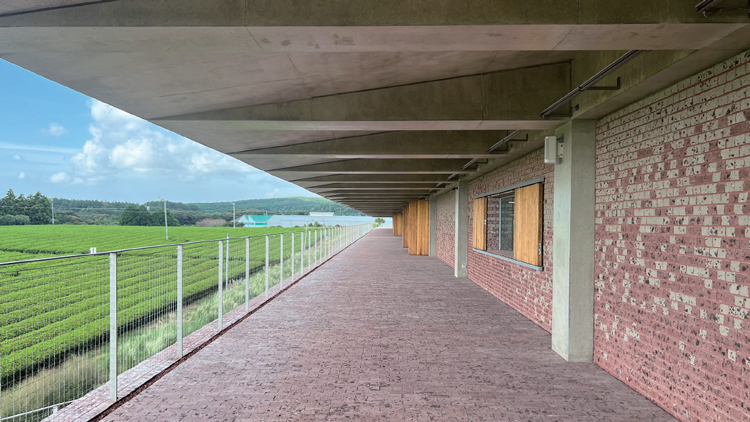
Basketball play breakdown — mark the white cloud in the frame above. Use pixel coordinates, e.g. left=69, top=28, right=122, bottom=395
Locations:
left=43, top=123, right=68, bottom=137
left=266, top=188, right=280, bottom=198
left=18, top=172, right=25, bottom=179
left=50, top=172, right=70, bottom=183
left=13, top=154, right=21, bottom=160
left=54, top=100, right=253, bottom=185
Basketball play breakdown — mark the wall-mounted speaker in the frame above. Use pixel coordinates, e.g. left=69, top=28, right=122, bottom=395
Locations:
left=544, top=136, right=559, bottom=165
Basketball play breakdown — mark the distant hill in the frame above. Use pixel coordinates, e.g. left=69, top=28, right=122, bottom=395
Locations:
left=189, top=197, right=364, bottom=216
left=2, top=190, right=365, bottom=226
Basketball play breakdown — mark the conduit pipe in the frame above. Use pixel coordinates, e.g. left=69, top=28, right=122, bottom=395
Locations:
left=540, top=50, right=643, bottom=118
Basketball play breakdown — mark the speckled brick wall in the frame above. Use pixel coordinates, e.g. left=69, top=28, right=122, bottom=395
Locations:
left=435, top=190, right=455, bottom=268
left=594, top=50, right=750, bottom=422
left=467, top=149, right=554, bottom=332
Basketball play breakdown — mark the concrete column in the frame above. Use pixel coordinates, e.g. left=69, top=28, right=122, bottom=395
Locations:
left=454, top=181, right=468, bottom=278
left=429, top=196, right=437, bottom=257
left=551, top=120, right=596, bottom=362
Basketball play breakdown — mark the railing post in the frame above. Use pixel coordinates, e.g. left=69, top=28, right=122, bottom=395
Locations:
left=265, top=235, right=269, bottom=299
left=218, top=241, right=223, bottom=329
left=177, top=245, right=183, bottom=358
left=300, top=230, right=304, bottom=278
left=308, top=229, right=311, bottom=270
left=291, top=232, right=295, bottom=281
left=225, top=234, right=229, bottom=290
left=245, top=237, right=250, bottom=312
left=109, top=252, right=117, bottom=401
left=279, top=233, right=284, bottom=288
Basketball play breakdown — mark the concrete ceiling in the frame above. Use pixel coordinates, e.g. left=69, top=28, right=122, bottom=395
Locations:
left=2, top=1, right=749, bottom=216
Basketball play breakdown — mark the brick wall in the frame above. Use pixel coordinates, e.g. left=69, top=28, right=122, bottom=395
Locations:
left=467, top=148, right=554, bottom=332
left=435, top=190, right=455, bottom=268
left=594, top=50, right=750, bottom=422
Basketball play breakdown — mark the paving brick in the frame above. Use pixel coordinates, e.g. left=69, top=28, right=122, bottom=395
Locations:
left=102, top=229, right=674, bottom=422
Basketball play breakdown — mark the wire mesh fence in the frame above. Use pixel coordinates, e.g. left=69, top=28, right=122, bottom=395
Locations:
left=0, top=224, right=372, bottom=421
left=0, top=255, right=110, bottom=422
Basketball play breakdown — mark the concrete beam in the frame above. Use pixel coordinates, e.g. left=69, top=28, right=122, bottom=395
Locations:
left=310, top=183, right=437, bottom=192
left=2, top=0, right=747, bottom=26
left=454, top=180, right=468, bottom=278
left=429, top=196, right=437, bottom=257
left=294, top=174, right=452, bottom=186
left=325, top=190, right=432, bottom=196
left=231, top=131, right=512, bottom=159
left=270, top=159, right=478, bottom=175
left=155, top=63, right=570, bottom=124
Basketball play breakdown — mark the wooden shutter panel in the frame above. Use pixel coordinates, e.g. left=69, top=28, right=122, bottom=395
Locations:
left=416, top=200, right=430, bottom=255
left=408, top=200, right=419, bottom=255
left=514, top=183, right=543, bottom=266
left=393, top=213, right=403, bottom=236
left=473, top=197, right=487, bottom=250
left=402, top=205, right=409, bottom=248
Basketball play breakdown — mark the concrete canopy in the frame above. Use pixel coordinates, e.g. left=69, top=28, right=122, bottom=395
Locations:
left=2, top=1, right=749, bottom=215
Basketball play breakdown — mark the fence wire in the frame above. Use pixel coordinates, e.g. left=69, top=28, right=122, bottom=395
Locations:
left=0, top=256, right=109, bottom=422
left=116, top=248, right=178, bottom=375
left=0, top=225, right=372, bottom=421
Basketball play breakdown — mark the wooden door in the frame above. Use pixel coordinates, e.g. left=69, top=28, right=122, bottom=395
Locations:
left=472, top=197, right=487, bottom=250
left=514, top=183, right=543, bottom=266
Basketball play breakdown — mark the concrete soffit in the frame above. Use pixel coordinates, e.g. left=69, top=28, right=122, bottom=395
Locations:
left=1, top=0, right=750, bottom=215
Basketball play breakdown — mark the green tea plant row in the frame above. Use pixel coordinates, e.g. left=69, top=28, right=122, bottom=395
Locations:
left=0, top=226, right=313, bottom=259
left=0, top=227, right=336, bottom=385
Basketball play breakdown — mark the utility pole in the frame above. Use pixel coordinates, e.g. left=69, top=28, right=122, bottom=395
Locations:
left=232, top=202, right=236, bottom=229
left=159, top=197, right=168, bottom=240
left=50, top=198, right=54, bottom=225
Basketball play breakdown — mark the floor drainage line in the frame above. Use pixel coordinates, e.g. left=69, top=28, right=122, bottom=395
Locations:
left=89, top=233, right=368, bottom=422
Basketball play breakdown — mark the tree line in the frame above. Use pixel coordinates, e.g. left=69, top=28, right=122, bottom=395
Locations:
left=0, top=189, right=52, bottom=225
left=0, top=190, right=369, bottom=227
left=118, top=204, right=181, bottom=227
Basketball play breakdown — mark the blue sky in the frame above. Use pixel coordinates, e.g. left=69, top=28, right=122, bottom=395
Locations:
left=0, top=59, right=313, bottom=204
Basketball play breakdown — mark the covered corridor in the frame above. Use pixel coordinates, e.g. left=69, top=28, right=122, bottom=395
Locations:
left=102, top=229, right=674, bottom=421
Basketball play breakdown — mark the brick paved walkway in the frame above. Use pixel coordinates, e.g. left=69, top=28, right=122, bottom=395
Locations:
left=103, top=228, right=675, bottom=422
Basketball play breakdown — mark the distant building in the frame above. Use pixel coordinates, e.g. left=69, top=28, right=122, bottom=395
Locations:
left=237, top=214, right=271, bottom=227
left=309, top=212, right=334, bottom=217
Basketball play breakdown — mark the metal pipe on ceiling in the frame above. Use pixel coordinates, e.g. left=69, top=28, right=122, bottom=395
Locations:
left=695, top=0, right=724, bottom=13
left=540, top=50, right=643, bottom=118
left=0, top=0, right=118, bottom=18
left=487, top=130, right=523, bottom=153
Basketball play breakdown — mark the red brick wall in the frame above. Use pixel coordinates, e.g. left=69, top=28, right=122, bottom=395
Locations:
left=467, top=149, right=554, bottom=332
left=435, top=190, right=455, bottom=268
left=594, top=50, right=750, bottom=422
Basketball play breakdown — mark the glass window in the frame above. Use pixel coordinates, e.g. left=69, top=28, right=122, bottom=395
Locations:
left=486, top=192, right=514, bottom=257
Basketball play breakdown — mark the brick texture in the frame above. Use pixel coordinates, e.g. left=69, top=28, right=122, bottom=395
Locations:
left=467, top=149, right=554, bottom=332
left=435, top=190, right=455, bottom=268
left=594, top=50, right=750, bottom=422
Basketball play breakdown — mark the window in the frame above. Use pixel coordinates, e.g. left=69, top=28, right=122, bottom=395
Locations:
left=473, top=181, right=543, bottom=267
left=487, top=193, right=515, bottom=257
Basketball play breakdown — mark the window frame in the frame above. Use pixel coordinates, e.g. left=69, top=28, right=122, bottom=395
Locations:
left=472, top=177, right=544, bottom=270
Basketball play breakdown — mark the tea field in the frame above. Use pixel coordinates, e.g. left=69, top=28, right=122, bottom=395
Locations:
left=0, top=225, right=330, bottom=388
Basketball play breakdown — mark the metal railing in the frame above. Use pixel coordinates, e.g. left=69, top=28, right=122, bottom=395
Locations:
left=0, top=224, right=372, bottom=422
